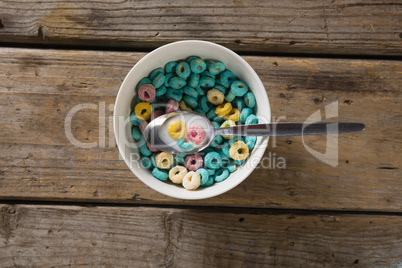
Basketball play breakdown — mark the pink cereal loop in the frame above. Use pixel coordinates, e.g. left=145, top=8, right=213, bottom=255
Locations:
left=139, top=121, right=148, bottom=133
left=184, top=154, right=203, bottom=171
left=166, top=99, right=179, bottom=113
left=138, top=84, right=156, bottom=102
left=146, top=141, right=160, bottom=152
left=151, top=109, right=164, bottom=121
left=186, top=125, right=206, bottom=145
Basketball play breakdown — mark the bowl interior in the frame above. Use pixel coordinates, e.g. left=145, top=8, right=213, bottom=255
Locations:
left=114, top=40, right=270, bottom=200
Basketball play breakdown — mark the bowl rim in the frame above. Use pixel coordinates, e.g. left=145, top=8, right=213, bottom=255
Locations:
left=113, top=40, right=270, bottom=199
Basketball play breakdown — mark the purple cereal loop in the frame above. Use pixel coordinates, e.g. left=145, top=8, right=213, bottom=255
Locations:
left=186, top=125, right=206, bottom=145
left=138, top=84, right=156, bottom=102
left=151, top=109, right=164, bottom=121
left=184, top=154, right=203, bottom=171
left=166, top=99, right=179, bottom=113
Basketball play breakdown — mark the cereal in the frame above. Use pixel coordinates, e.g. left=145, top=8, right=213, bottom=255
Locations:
left=155, top=85, right=167, bottom=97
left=245, top=114, right=258, bottom=125
left=147, top=141, right=160, bottom=152
left=184, top=154, right=203, bottom=171
left=132, top=127, right=142, bottom=141
left=166, top=88, right=183, bottom=102
left=166, top=99, right=179, bottom=113
left=138, top=84, right=156, bottom=102
left=130, top=111, right=141, bottom=126
left=188, top=73, right=200, bottom=88
left=168, top=76, right=186, bottom=89
left=195, top=85, right=205, bottom=96
left=149, top=67, right=164, bottom=81
left=214, top=84, right=227, bottom=95
left=215, top=102, right=232, bottom=117
left=150, top=109, right=164, bottom=121
left=190, top=58, right=207, bottom=74
left=139, top=120, right=148, bottom=133
left=176, top=62, right=191, bottom=79
left=168, top=120, right=186, bottom=139
left=233, top=97, right=245, bottom=111
left=183, top=95, right=198, bottom=109
left=210, top=135, right=223, bottom=148
left=152, top=73, right=166, bottom=89
left=135, top=102, right=152, bottom=120
left=174, top=154, right=186, bottom=165
left=194, top=108, right=206, bottom=116
left=155, top=152, right=174, bottom=169
left=240, top=108, right=253, bottom=124
left=208, top=62, right=225, bottom=75
left=182, top=171, right=201, bottom=190
left=224, top=90, right=236, bottom=102
left=164, top=73, right=174, bottom=87
left=179, top=100, right=192, bottom=111
left=177, top=139, right=195, bottom=151
left=196, top=168, right=210, bottom=186
left=219, top=70, right=236, bottom=88
left=229, top=141, right=249, bottom=161
left=200, top=96, right=213, bottom=112
left=230, top=81, right=248, bottom=97
left=244, top=92, right=256, bottom=108
left=141, top=156, right=153, bottom=169
left=169, top=165, right=188, bottom=184
left=199, top=75, right=215, bottom=88
left=187, top=125, right=206, bottom=145
left=137, top=77, right=152, bottom=91
left=152, top=167, right=168, bottom=181
left=220, top=119, right=236, bottom=139
left=206, top=108, right=217, bottom=120
left=164, top=61, right=178, bottom=73
left=221, top=143, right=231, bottom=158
left=204, top=152, right=222, bottom=169
left=214, top=169, right=229, bottom=182
left=225, top=108, right=240, bottom=122
left=138, top=139, right=152, bottom=156
left=245, top=136, right=257, bottom=150
left=183, top=86, right=199, bottom=98
left=207, top=89, right=225, bottom=105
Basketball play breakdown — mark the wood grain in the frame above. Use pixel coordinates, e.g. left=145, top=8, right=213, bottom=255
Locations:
left=0, top=48, right=401, bottom=211
left=0, top=204, right=401, bottom=267
left=0, top=0, right=401, bottom=56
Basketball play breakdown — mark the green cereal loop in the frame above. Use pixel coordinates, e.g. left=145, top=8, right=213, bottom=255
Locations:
left=141, top=157, right=153, bottom=169
left=137, top=77, right=152, bottom=91
left=220, top=119, right=236, bottom=139
left=244, top=92, right=256, bottom=108
left=152, top=167, right=168, bottom=181
left=200, top=96, right=213, bottom=112
left=183, top=86, right=198, bottom=99
left=233, top=97, right=246, bottom=111
left=164, top=61, right=178, bottom=73
left=225, top=89, right=236, bottom=102
left=214, top=169, right=229, bottom=182
left=219, top=70, right=236, bottom=88
left=149, top=67, right=164, bottom=81
left=199, top=76, right=215, bottom=88
left=155, top=85, right=167, bottom=97
left=130, top=111, right=141, bottom=126
left=245, top=114, right=258, bottom=125
left=230, top=80, right=249, bottom=97
left=176, top=62, right=191, bottom=79
left=164, top=73, right=174, bottom=87
left=132, top=127, right=142, bottom=141
left=190, top=58, right=207, bottom=74
left=168, top=76, right=186, bottom=89
left=183, top=95, right=198, bottom=109
left=208, top=62, right=225, bottom=75
left=152, top=73, right=166, bottom=89
left=196, top=168, right=210, bottom=186
left=188, top=73, right=200, bottom=88
left=240, top=108, right=253, bottom=124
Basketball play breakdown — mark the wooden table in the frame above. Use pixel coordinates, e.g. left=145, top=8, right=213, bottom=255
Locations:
left=0, top=1, right=401, bottom=266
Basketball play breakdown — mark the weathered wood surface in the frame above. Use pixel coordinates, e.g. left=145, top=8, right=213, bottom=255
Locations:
left=0, top=204, right=401, bottom=267
left=0, top=0, right=401, bottom=56
left=0, top=48, right=401, bottom=211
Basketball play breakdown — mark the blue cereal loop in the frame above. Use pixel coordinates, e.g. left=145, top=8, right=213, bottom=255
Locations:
left=199, top=76, right=215, bottom=88
left=166, top=88, right=183, bottom=102
left=206, top=108, right=217, bottom=120
left=138, top=139, right=152, bottom=156
left=152, top=167, right=168, bottom=181
left=200, top=70, right=215, bottom=78
left=130, top=111, right=141, bottom=126
left=132, top=127, right=142, bottom=141
left=164, top=73, right=174, bottom=87
left=214, top=169, right=229, bottom=182
left=190, top=58, right=207, bottom=74
left=188, top=73, right=200, bottom=88
left=210, top=135, right=223, bottom=148
left=200, top=96, right=213, bottom=112
left=227, top=162, right=236, bottom=173
left=221, top=143, right=231, bottom=158
left=183, top=95, right=198, bottom=109
left=150, top=153, right=157, bottom=167
left=174, top=154, right=186, bottom=165
left=219, top=70, right=236, bottom=88
left=225, top=89, right=236, bottom=102
left=164, top=61, right=178, bottom=73
left=194, top=108, right=206, bottom=116
left=240, top=108, right=253, bottom=124
left=206, top=169, right=215, bottom=176
left=183, top=86, right=199, bottom=99
left=203, top=176, right=214, bottom=187
left=204, top=152, right=222, bottom=169
left=245, top=136, right=257, bottom=150
left=141, top=157, right=153, bottom=169
left=244, top=92, right=256, bottom=108
left=229, top=136, right=245, bottom=147
left=149, top=67, right=164, bottom=81
left=177, top=139, right=195, bottom=151
left=187, top=56, right=201, bottom=64
left=137, top=77, right=152, bottom=91
left=245, top=114, right=258, bottom=125
left=196, top=168, right=210, bottom=186
left=234, top=159, right=246, bottom=166
left=176, top=62, right=191, bottom=79
left=214, top=84, right=227, bottom=95
left=168, top=76, right=186, bottom=89
left=208, top=62, right=225, bottom=75
left=211, top=121, right=220, bottom=128
left=195, top=85, right=205, bottom=96
left=155, top=85, right=167, bottom=97
left=152, top=73, right=166, bottom=89
left=233, top=97, right=246, bottom=111
left=230, top=80, right=249, bottom=97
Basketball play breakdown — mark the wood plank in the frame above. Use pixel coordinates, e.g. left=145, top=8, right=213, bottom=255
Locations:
left=0, top=0, right=401, bottom=56
left=0, top=204, right=401, bottom=267
left=0, top=48, right=401, bottom=211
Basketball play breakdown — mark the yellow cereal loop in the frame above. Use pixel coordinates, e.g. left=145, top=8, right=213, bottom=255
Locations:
left=225, top=108, right=240, bottom=122
left=207, top=89, right=225, bottom=105
left=229, top=141, right=249, bottom=161
left=169, top=165, right=188, bottom=184
left=215, top=102, right=232, bottom=117
left=155, top=152, right=174, bottom=169
left=182, top=171, right=201, bottom=190
left=179, top=100, right=192, bottom=111
left=134, top=102, right=152, bottom=120
left=168, top=120, right=187, bottom=139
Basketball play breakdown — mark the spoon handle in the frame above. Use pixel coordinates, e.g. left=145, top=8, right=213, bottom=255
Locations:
left=214, top=122, right=365, bottom=137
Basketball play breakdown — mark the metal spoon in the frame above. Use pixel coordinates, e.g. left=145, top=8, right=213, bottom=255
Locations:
left=143, top=111, right=365, bottom=154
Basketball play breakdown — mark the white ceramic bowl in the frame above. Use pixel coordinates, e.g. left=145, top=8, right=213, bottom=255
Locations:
left=114, top=40, right=270, bottom=199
